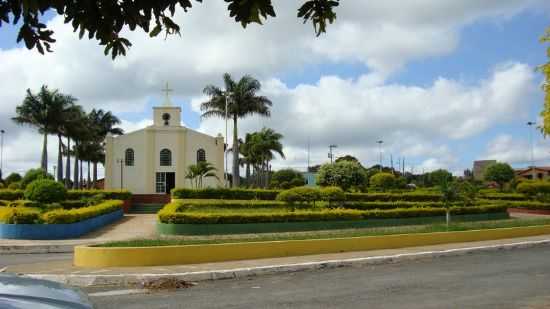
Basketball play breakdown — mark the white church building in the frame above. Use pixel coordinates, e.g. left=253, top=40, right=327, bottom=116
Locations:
left=104, top=86, right=225, bottom=194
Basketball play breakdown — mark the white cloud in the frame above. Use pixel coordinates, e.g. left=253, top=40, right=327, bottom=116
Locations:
left=482, top=134, right=550, bottom=166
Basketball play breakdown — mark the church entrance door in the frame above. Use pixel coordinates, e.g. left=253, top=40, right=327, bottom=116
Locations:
left=166, top=172, right=175, bottom=194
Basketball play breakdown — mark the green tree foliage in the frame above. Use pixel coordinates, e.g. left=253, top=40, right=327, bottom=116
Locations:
left=24, top=179, right=67, bottom=203
left=201, top=74, right=272, bottom=187
left=427, top=169, right=453, bottom=187
left=335, top=155, right=361, bottom=165
left=270, top=169, right=305, bottom=189
left=316, top=161, right=367, bottom=191
left=20, top=168, right=54, bottom=189
left=12, top=85, right=76, bottom=170
left=320, top=186, right=345, bottom=208
left=484, top=162, right=515, bottom=191
left=369, top=172, right=396, bottom=192
left=439, top=178, right=460, bottom=226
left=4, top=173, right=22, bottom=186
left=0, top=0, right=340, bottom=59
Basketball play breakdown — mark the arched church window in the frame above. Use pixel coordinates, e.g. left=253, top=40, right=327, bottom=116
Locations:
left=160, top=149, right=172, bottom=166
left=197, top=149, right=206, bottom=163
left=125, top=148, right=134, bottom=166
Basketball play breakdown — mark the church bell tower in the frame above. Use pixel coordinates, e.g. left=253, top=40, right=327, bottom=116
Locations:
left=153, top=82, right=181, bottom=127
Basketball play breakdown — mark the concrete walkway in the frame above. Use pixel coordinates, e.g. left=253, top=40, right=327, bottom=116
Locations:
left=0, top=214, right=157, bottom=254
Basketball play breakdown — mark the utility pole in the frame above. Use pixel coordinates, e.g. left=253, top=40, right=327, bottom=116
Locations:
left=527, top=121, right=536, bottom=170
left=328, top=144, right=338, bottom=164
left=0, top=129, right=4, bottom=181
left=377, top=140, right=383, bottom=171
left=390, top=154, right=394, bottom=175
left=224, top=92, right=233, bottom=188
left=307, top=137, right=311, bottom=172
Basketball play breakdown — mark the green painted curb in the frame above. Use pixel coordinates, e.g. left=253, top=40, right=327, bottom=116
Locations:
left=157, top=212, right=509, bottom=235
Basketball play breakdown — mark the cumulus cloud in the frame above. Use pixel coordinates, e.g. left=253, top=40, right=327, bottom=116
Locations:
left=193, top=62, right=534, bottom=172
left=482, top=134, right=550, bottom=166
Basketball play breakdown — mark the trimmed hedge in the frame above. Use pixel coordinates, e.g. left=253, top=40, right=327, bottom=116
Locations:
left=172, top=188, right=280, bottom=200
left=0, top=190, right=24, bottom=201
left=173, top=199, right=286, bottom=209
left=41, top=200, right=123, bottom=224
left=501, top=200, right=550, bottom=210
left=276, top=187, right=321, bottom=204
left=345, top=192, right=442, bottom=202
left=158, top=203, right=508, bottom=224
left=65, top=190, right=132, bottom=201
left=0, top=200, right=123, bottom=224
left=479, top=193, right=528, bottom=201
left=516, top=181, right=550, bottom=197
left=0, top=207, right=41, bottom=224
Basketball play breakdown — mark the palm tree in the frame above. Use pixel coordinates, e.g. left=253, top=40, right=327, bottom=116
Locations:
left=12, top=85, right=76, bottom=171
left=242, top=128, right=285, bottom=188
left=201, top=73, right=272, bottom=187
left=87, top=109, right=123, bottom=186
left=185, top=162, right=219, bottom=189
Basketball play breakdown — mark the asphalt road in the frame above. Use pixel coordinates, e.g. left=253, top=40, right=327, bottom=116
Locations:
left=0, top=253, right=72, bottom=268
left=89, top=245, right=550, bottom=309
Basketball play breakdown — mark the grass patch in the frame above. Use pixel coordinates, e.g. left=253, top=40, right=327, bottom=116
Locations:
left=95, top=217, right=550, bottom=248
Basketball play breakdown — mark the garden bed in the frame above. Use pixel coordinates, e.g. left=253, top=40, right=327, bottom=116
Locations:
left=0, top=200, right=124, bottom=239
left=0, top=209, right=123, bottom=239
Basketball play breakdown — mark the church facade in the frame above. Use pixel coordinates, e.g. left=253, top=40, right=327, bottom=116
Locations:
left=104, top=99, right=225, bottom=194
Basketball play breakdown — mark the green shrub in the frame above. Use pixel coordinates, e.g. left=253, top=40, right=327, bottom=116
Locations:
left=8, top=182, right=21, bottom=190
left=502, top=200, right=550, bottom=210
left=20, top=168, right=54, bottom=189
left=24, top=179, right=67, bottom=203
left=172, top=188, right=280, bottom=200
left=0, top=207, right=41, bottom=224
left=270, top=169, right=306, bottom=189
left=516, top=181, right=550, bottom=196
left=41, top=200, right=123, bottom=224
left=4, top=173, right=22, bottom=186
left=0, top=189, right=24, bottom=201
left=369, top=172, right=396, bottom=191
left=320, top=186, right=346, bottom=208
left=316, top=161, right=367, bottom=191
left=65, top=190, right=132, bottom=201
left=0, top=183, right=3, bottom=189
left=342, top=201, right=448, bottom=210
left=276, top=186, right=321, bottom=205
left=157, top=204, right=508, bottom=224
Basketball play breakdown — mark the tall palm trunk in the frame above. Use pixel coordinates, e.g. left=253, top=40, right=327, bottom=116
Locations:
left=57, top=134, right=63, bottom=182
left=41, top=132, right=48, bottom=171
left=92, top=162, right=98, bottom=189
left=73, top=142, right=79, bottom=189
left=232, top=116, right=240, bottom=187
left=87, top=161, right=91, bottom=189
left=79, top=159, right=83, bottom=189
left=65, top=137, right=71, bottom=188
left=245, top=163, right=251, bottom=187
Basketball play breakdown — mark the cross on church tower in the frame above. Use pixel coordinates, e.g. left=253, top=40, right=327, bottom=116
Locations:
left=161, top=82, right=173, bottom=106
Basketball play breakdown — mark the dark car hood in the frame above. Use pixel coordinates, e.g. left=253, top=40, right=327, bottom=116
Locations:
left=0, top=274, right=92, bottom=309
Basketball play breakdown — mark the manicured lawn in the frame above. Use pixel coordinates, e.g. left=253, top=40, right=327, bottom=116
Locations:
left=96, top=217, right=550, bottom=247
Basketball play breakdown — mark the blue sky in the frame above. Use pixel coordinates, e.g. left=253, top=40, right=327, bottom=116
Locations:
left=0, top=2, right=549, bottom=176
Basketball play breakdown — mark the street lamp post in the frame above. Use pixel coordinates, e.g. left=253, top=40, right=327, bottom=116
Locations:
left=377, top=140, right=384, bottom=171
left=328, top=144, right=337, bottom=164
left=224, top=92, right=231, bottom=188
left=116, top=158, right=124, bottom=189
left=0, top=130, right=4, bottom=181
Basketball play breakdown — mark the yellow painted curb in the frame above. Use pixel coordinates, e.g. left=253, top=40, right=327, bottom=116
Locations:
left=74, top=225, right=550, bottom=268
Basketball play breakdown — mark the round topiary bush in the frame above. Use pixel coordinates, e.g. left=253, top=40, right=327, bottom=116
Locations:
left=276, top=186, right=321, bottom=205
left=370, top=172, right=396, bottom=192
left=8, top=182, right=21, bottom=190
left=320, top=186, right=346, bottom=208
left=24, top=179, right=67, bottom=203
left=20, top=168, right=54, bottom=189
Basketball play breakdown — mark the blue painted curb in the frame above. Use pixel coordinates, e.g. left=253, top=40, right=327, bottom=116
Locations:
left=0, top=209, right=124, bottom=240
